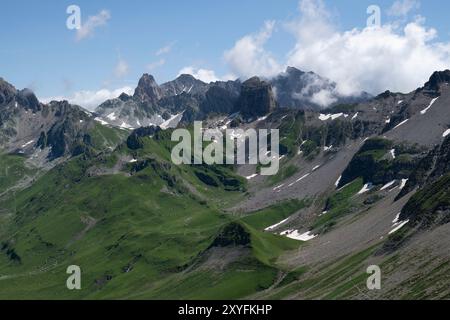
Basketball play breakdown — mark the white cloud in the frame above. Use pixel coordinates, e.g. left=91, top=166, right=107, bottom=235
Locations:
left=178, top=66, right=235, bottom=83
left=224, top=20, right=282, bottom=79
left=387, top=0, right=420, bottom=17
left=285, top=0, right=450, bottom=96
left=41, top=86, right=134, bottom=111
left=292, top=72, right=338, bottom=107
left=156, top=43, right=174, bottom=56
left=147, top=58, right=166, bottom=71
left=76, top=10, right=111, bottom=41
left=114, top=57, right=129, bottom=78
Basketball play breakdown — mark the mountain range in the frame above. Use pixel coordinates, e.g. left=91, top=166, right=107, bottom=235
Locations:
left=0, top=67, right=449, bottom=299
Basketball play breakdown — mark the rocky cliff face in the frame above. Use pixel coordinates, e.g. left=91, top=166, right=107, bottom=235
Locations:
left=133, top=74, right=163, bottom=104
left=423, top=69, right=450, bottom=92
left=237, top=77, right=277, bottom=119
left=160, top=74, right=209, bottom=97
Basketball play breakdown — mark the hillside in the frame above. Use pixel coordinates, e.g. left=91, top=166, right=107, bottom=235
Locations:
left=0, top=70, right=449, bottom=299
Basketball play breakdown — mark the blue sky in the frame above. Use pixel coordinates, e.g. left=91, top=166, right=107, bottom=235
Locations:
left=1, top=0, right=450, bottom=109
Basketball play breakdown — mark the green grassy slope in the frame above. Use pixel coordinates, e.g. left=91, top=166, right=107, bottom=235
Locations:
left=0, top=129, right=304, bottom=299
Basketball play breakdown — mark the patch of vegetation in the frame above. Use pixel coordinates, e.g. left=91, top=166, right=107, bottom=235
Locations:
left=400, top=174, right=450, bottom=228
left=313, top=178, right=363, bottom=232
left=338, top=138, right=416, bottom=187
left=241, top=199, right=308, bottom=231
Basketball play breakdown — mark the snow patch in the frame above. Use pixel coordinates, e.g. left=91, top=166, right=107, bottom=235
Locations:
left=392, top=212, right=401, bottom=224
left=288, top=173, right=310, bottom=187
left=312, top=165, right=320, bottom=171
left=318, top=113, right=347, bottom=121
left=246, top=174, right=258, bottom=180
left=390, top=149, right=396, bottom=159
left=264, top=218, right=289, bottom=231
left=443, top=129, right=450, bottom=138
left=351, top=112, right=358, bottom=120
left=94, top=117, right=108, bottom=125
left=335, top=175, right=342, bottom=187
left=393, top=119, right=409, bottom=130
left=280, top=230, right=317, bottom=241
left=120, top=122, right=133, bottom=129
left=160, top=112, right=184, bottom=130
left=357, top=183, right=373, bottom=195
left=380, top=180, right=396, bottom=191
left=389, top=220, right=409, bottom=235
left=106, top=112, right=117, bottom=121
left=273, top=184, right=285, bottom=191
left=420, top=97, right=438, bottom=115
left=21, top=140, right=34, bottom=148
left=257, top=115, right=268, bottom=122
left=399, top=179, right=408, bottom=190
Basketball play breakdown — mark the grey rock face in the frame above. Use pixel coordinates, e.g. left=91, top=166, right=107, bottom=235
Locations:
left=237, top=77, right=277, bottom=119
left=133, top=74, right=163, bottom=104
left=160, top=74, right=209, bottom=97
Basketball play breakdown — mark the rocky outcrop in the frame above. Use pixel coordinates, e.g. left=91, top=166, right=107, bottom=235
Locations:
left=0, top=78, right=17, bottom=105
left=237, top=77, right=277, bottom=119
left=210, top=223, right=251, bottom=248
left=133, top=74, right=163, bottom=104
left=423, top=70, right=450, bottom=92
left=160, top=74, right=209, bottom=97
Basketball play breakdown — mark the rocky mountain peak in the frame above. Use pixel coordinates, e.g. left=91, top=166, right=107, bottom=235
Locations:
left=16, top=88, right=41, bottom=112
left=238, top=76, right=277, bottom=119
left=284, top=66, right=306, bottom=77
left=423, top=70, right=450, bottom=92
left=0, top=77, right=17, bottom=105
left=133, top=73, right=163, bottom=103
left=160, top=73, right=208, bottom=97
left=118, top=92, right=132, bottom=102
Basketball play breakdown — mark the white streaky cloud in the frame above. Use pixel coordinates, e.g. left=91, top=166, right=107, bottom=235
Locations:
left=76, top=10, right=111, bottom=41
left=147, top=59, right=166, bottom=71
left=156, top=43, right=174, bottom=56
left=41, top=86, right=134, bottom=111
left=286, top=0, right=450, bottom=96
left=177, top=66, right=235, bottom=83
left=387, top=0, right=420, bottom=17
left=224, top=20, right=282, bottom=79
left=114, top=58, right=129, bottom=78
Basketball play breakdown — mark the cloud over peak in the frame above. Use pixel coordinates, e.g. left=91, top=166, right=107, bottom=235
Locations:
left=223, top=0, right=450, bottom=97
left=224, top=20, right=282, bottom=79
left=286, top=0, right=450, bottom=96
